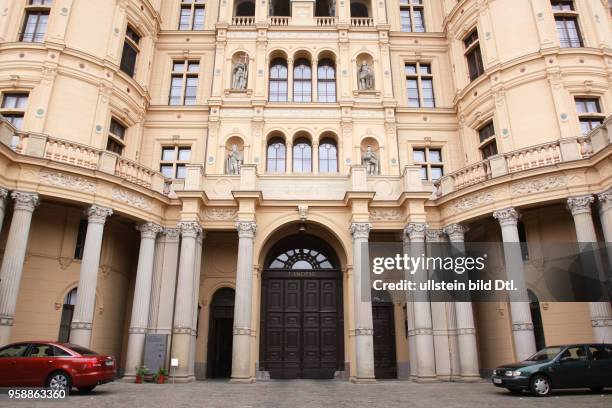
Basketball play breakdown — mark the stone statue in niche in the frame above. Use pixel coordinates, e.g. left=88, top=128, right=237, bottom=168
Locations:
left=362, top=145, right=379, bottom=175
left=329, top=0, right=336, bottom=16
left=357, top=61, right=374, bottom=90
left=227, top=144, right=242, bottom=175
left=232, top=60, right=248, bottom=90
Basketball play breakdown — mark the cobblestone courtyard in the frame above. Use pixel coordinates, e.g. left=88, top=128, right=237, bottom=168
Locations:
left=2, top=380, right=610, bottom=408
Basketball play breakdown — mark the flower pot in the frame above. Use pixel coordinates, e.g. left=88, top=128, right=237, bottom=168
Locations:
left=157, top=375, right=165, bottom=384
left=135, top=376, right=143, bottom=384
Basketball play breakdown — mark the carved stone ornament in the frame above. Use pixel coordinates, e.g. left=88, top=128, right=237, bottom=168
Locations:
left=369, top=209, right=403, bottom=221
left=443, top=224, right=469, bottom=241
left=298, top=205, right=308, bottom=222
left=404, top=222, right=427, bottom=241
left=136, top=222, right=163, bottom=239
left=163, top=227, right=181, bottom=241
left=350, top=222, right=371, bottom=239
left=236, top=221, right=257, bottom=238
left=178, top=221, right=202, bottom=238
left=567, top=195, right=594, bottom=216
left=510, top=175, right=567, bottom=196
left=87, top=205, right=113, bottom=224
left=204, top=208, right=238, bottom=221
left=598, top=189, right=612, bottom=204
left=111, top=188, right=151, bottom=210
left=11, top=191, right=39, bottom=212
left=357, top=61, right=374, bottom=90
left=362, top=145, right=379, bottom=175
left=39, top=171, right=96, bottom=193
left=449, top=192, right=495, bottom=214
left=493, top=207, right=520, bottom=226
left=425, top=229, right=445, bottom=242
left=0, top=187, right=9, bottom=201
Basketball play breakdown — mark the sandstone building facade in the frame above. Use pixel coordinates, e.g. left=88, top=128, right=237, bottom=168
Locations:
left=0, top=0, right=611, bottom=383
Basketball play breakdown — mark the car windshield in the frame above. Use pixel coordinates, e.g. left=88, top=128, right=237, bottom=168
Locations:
left=65, top=344, right=98, bottom=356
left=525, top=347, right=564, bottom=361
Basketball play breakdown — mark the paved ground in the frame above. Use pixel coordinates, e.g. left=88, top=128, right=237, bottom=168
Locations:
left=1, top=380, right=610, bottom=408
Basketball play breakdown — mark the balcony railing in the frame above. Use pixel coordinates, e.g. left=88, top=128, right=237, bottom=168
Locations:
left=350, top=17, right=374, bottom=27
left=231, top=16, right=255, bottom=26
left=436, top=116, right=612, bottom=198
left=0, top=121, right=168, bottom=195
left=315, top=16, right=337, bottom=27
left=268, top=16, right=290, bottom=26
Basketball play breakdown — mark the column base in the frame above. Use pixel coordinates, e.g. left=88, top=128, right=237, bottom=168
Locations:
left=120, top=375, right=137, bottom=383
left=456, top=375, right=483, bottom=383
left=170, top=375, right=196, bottom=383
left=414, top=375, right=438, bottom=383
left=229, top=377, right=255, bottom=384
left=350, top=377, right=376, bottom=384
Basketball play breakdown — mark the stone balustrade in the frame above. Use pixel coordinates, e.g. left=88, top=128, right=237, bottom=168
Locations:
left=350, top=17, right=374, bottom=27
left=231, top=16, right=255, bottom=26
left=268, top=16, right=290, bottom=26
left=315, top=16, right=337, bottom=27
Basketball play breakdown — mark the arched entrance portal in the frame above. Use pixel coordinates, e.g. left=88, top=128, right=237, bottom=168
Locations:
left=260, top=234, right=344, bottom=379
left=206, top=287, right=235, bottom=378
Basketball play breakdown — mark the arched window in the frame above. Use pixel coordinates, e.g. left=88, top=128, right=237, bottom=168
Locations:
left=269, top=58, right=288, bottom=102
left=350, top=1, right=369, bottom=17
left=267, top=137, right=286, bottom=173
left=293, top=138, right=312, bottom=173
left=317, top=59, right=336, bottom=102
left=58, top=288, right=77, bottom=342
left=528, top=290, right=546, bottom=351
left=269, top=248, right=334, bottom=269
left=319, top=138, right=338, bottom=173
left=235, top=0, right=255, bottom=16
left=293, top=59, right=312, bottom=102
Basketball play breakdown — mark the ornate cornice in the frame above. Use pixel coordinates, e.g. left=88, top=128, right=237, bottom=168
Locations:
left=86, top=204, right=113, bottom=224
left=178, top=221, right=202, bottom=238
left=567, top=195, right=594, bottom=216
left=443, top=224, right=469, bottom=242
left=136, top=222, right=163, bottom=239
left=493, top=207, right=520, bottom=227
left=11, top=191, right=39, bottom=212
left=597, top=189, right=612, bottom=212
left=236, top=221, right=257, bottom=238
left=350, top=222, right=371, bottom=240
left=404, top=222, right=427, bottom=242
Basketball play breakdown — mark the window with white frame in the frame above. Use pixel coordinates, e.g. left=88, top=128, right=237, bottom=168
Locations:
left=21, top=0, right=52, bottom=43
left=478, top=121, right=498, bottom=160
left=405, top=63, right=435, bottom=108
left=169, top=60, right=200, bottom=105
left=551, top=0, right=583, bottom=48
left=179, top=0, right=205, bottom=30
left=399, top=0, right=425, bottom=32
left=106, top=117, right=126, bottom=155
left=160, top=146, right=191, bottom=179
left=575, top=98, right=604, bottom=135
left=412, top=147, right=443, bottom=181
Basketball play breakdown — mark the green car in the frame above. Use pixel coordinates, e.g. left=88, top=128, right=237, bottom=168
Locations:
left=491, top=344, right=612, bottom=396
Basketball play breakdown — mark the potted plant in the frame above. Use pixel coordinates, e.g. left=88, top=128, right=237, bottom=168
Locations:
left=154, top=367, right=168, bottom=384
left=135, top=366, right=148, bottom=384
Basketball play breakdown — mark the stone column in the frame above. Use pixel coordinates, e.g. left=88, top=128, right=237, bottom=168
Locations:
left=598, top=189, right=612, bottom=242
left=170, top=221, right=201, bottom=382
left=230, top=221, right=257, bottom=383
left=567, top=195, right=612, bottom=343
left=124, top=222, right=163, bottom=378
left=402, top=231, right=417, bottom=380
left=405, top=222, right=436, bottom=381
left=443, top=224, right=480, bottom=381
left=0, top=191, right=39, bottom=346
left=350, top=222, right=376, bottom=383
left=0, top=188, right=9, bottom=234
left=69, top=205, right=113, bottom=347
left=493, top=208, right=536, bottom=361
left=189, top=230, right=204, bottom=379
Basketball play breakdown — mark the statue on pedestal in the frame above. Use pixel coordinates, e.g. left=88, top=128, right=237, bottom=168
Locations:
left=227, top=144, right=242, bottom=174
left=358, top=61, right=374, bottom=90
left=362, top=145, right=379, bottom=175
left=232, top=60, right=248, bottom=90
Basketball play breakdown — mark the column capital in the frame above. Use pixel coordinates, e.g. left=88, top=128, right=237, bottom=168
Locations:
left=597, top=189, right=612, bottom=212
left=0, top=187, right=9, bottom=201
left=567, top=195, right=594, bottom=216
left=162, top=227, right=181, bottom=242
left=136, top=222, right=163, bottom=239
left=236, top=221, right=257, bottom=238
left=493, top=207, right=520, bottom=226
left=87, top=204, right=113, bottom=224
left=350, top=222, right=371, bottom=240
left=404, top=222, right=427, bottom=242
left=178, top=221, right=202, bottom=238
left=196, top=229, right=206, bottom=245
left=11, top=191, right=39, bottom=212
left=443, top=223, right=469, bottom=242
left=425, top=229, right=444, bottom=242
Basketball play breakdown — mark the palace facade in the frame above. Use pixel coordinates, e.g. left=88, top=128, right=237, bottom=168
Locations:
left=0, top=0, right=611, bottom=383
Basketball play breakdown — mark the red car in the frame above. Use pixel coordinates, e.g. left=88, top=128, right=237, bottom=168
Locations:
left=0, top=341, right=115, bottom=392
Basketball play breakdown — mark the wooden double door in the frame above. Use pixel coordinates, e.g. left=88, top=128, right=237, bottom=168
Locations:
left=260, top=270, right=344, bottom=379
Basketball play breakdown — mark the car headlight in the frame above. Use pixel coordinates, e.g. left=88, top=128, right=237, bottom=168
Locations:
left=512, top=371, right=522, bottom=377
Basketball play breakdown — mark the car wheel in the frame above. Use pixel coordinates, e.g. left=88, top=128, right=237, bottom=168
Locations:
left=46, top=371, right=71, bottom=393
left=530, top=375, right=551, bottom=397
left=508, top=389, right=522, bottom=395
left=78, top=385, right=96, bottom=393
left=590, top=387, right=604, bottom=393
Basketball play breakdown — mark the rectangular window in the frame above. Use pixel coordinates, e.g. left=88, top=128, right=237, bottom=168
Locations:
left=169, top=60, right=200, bottom=105
left=464, top=30, right=484, bottom=81
left=106, top=118, right=126, bottom=155
left=160, top=146, right=191, bottom=179
left=1, top=93, right=28, bottom=130
left=399, top=0, right=425, bottom=33
left=405, top=63, right=435, bottom=108
left=120, top=25, right=140, bottom=77
left=551, top=1, right=583, bottom=47
left=575, top=97, right=604, bottom=135
left=412, top=147, right=443, bottom=181
left=21, top=11, right=49, bottom=43
left=478, top=121, right=498, bottom=159
left=74, top=219, right=87, bottom=260
left=179, top=0, right=206, bottom=30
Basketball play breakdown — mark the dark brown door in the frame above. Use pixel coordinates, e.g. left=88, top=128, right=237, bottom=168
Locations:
left=372, top=302, right=397, bottom=379
left=206, top=288, right=235, bottom=378
left=261, top=271, right=343, bottom=379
